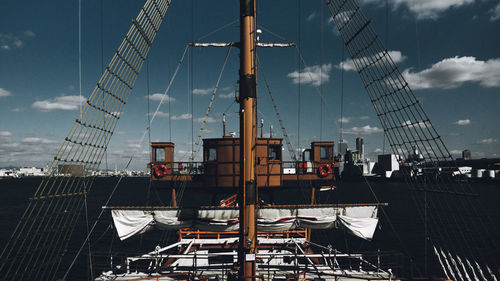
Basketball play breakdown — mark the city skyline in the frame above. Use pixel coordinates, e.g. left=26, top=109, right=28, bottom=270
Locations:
left=1, top=0, right=499, bottom=170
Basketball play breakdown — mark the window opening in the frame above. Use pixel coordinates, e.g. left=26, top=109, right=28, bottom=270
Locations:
left=320, top=146, right=333, bottom=160
left=207, top=147, right=217, bottom=161
left=154, top=147, right=165, bottom=162
left=269, top=145, right=281, bottom=161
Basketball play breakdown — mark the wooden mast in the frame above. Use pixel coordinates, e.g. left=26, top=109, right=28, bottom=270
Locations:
left=238, top=0, right=257, bottom=280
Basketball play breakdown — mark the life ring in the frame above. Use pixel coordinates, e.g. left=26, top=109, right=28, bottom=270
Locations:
left=317, top=164, right=331, bottom=178
left=154, top=165, right=168, bottom=178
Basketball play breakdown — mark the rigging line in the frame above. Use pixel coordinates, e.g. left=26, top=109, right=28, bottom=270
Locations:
left=326, top=1, right=493, bottom=274
left=340, top=42, right=344, bottom=142
left=168, top=18, right=172, bottom=143
left=223, top=99, right=236, bottom=115
left=189, top=45, right=232, bottom=162
left=196, top=19, right=239, bottom=41
left=297, top=0, right=301, bottom=161
left=147, top=59, right=151, bottom=162
left=257, top=56, right=297, bottom=161
left=83, top=182, right=94, bottom=279
left=63, top=45, right=189, bottom=279
left=257, top=25, right=288, bottom=41
left=1, top=2, right=169, bottom=278
left=355, top=166, right=420, bottom=274
left=79, top=1, right=93, bottom=278
left=294, top=46, right=339, bottom=134
left=320, top=0, right=324, bottom=141
left=63, top=174, right=125, bottom=280
left=101, top=0, right=108, bottom=172
left=79, top=0, right=82, bottom=117
left=142, top=58, right=151, bottom=253
left=150, top=45, right=189, bottom=130
left=190, top=0, right=194, bottom=162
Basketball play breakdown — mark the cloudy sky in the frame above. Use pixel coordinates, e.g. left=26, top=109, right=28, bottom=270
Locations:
left=0, top=0, right=499, bottom=170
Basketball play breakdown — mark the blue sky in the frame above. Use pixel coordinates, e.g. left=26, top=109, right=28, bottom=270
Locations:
left=0, top=0, right=499, bottom=170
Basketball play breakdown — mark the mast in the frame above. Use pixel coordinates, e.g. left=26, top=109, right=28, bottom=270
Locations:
left=238, top=0, right=257, bottom=281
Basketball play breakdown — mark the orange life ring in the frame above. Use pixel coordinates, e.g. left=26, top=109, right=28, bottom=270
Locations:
left=154, top=165, right=168, bottom=178
left=317, top=164, right=331, bottom=178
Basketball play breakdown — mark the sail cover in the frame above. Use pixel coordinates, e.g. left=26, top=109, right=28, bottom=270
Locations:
left=111, top=205, right=379, bottom=240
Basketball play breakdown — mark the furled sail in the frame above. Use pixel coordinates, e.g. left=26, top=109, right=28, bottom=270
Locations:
left=111, top=204, right=380, bottom=241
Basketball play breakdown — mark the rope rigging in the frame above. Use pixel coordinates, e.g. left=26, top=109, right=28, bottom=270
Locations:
left=189, top=46, right=233, bottom=162
left=65, top=40, right=190, bottom=281
left=257, top=57, right=297, bottom=162
left=326, top=0, right=499, bottom=279
left=177, top=46, right=234, bottom=205
left=0, top=1, right=171, bottom=280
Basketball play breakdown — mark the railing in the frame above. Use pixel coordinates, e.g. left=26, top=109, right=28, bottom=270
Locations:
left=149, top=161, right=204, bottom=175
left=90, top=248, right=404, bottom=279
left=178, top=228, right=308, bottom=241
left=149, top=160, right=337, bottom=181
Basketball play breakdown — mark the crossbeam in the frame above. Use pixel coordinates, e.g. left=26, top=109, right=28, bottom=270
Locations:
left=189, top=42, right=295, bottom=48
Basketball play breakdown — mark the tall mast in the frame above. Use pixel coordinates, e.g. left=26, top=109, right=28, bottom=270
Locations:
left=238, top=0, right=257, bottom=280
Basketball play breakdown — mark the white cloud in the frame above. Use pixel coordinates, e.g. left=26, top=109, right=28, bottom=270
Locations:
left=374, top=148, right=383, bottom=153
left=219, top=92, right=234, bottom=99
left=171, top=113, right=192, bottom=120
left=359, top=0, right=383, bottom=4
left=193, top=88, right=213, bottom=95
left=287, top=64, right=332, bottom=86
left=337, top=117, right=351, bottom=123
left=402, top=56, right=500, bottom=90
left=490, top=3, right=500, bottom=21
left=106, top=111, right=121, bottom=119
left=338, top=116, right=370, bottom=123
left=392, top=0, right=474, bottom=20
left=449, top=149, right=462, bottom=155
left=148, top=93, right=175, bottom=102
left=478, top=138, right=498, bottom=144
left=0, top=30, right=36, bottom=51
left=151, top=111, right=169, bottom=118
left=24, top=30, right=36, bottom=37
left=195, top=117, right=217, bottom=123
left=307, top=11, right=317, bottom=21
left=11, top=108, right=24, bottom=112
left=0, top=131, right=12, bottom=138
left=453, top=119, right=470, bottom=126
left=125, top=141, right=141, bottom=149
left=344, top=125, right=383, bottom=135
left=359, top=0, right=474, bottom=20
left=0, top=88, right=12, bottom=97
left=0, top=132, right=62, bottom=167
left=21, top=137, right=58, bottom=144
left=402, top=120, right=430, bottom=129
left=338, top=50, right=406, bottom=71
left=32, top=95, right=86, bottom=112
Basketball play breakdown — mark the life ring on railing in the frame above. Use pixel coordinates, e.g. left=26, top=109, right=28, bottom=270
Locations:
left=317, top=164, right=331, bottom=178
left=154, top=165, right=168, bottom=178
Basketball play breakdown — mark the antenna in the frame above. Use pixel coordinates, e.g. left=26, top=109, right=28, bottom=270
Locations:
left=260, top=119, right=264, bottom=138
left=223, top=113, right=226, bottom=137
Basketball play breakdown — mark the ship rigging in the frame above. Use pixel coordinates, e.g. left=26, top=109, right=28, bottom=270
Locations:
left=0, top=0, right=498, bottom=281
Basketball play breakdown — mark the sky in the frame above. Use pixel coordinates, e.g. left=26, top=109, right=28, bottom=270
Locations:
left=0, top=0, right=499, bottom=170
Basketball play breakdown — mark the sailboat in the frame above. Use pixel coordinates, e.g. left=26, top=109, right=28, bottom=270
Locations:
left=1, top=0, right=498, bottom=280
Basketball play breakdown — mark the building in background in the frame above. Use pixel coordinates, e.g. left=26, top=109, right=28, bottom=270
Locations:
left=462, top=149, right=472, bottom=160
left=377, top=154, right=400, bottom=178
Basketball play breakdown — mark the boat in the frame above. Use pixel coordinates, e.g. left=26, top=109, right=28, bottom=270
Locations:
left=91, top=0, right=393, bottom=279
left=1, top=0, right=498, bottom=280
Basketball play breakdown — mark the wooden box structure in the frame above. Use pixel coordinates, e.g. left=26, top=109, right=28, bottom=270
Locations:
left=203, top=137, right=283, bottom=188
left=148, top=137, right=336, bottom=187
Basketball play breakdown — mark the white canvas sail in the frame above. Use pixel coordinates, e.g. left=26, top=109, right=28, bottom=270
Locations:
left=111, top=205, right=379, bottom=241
